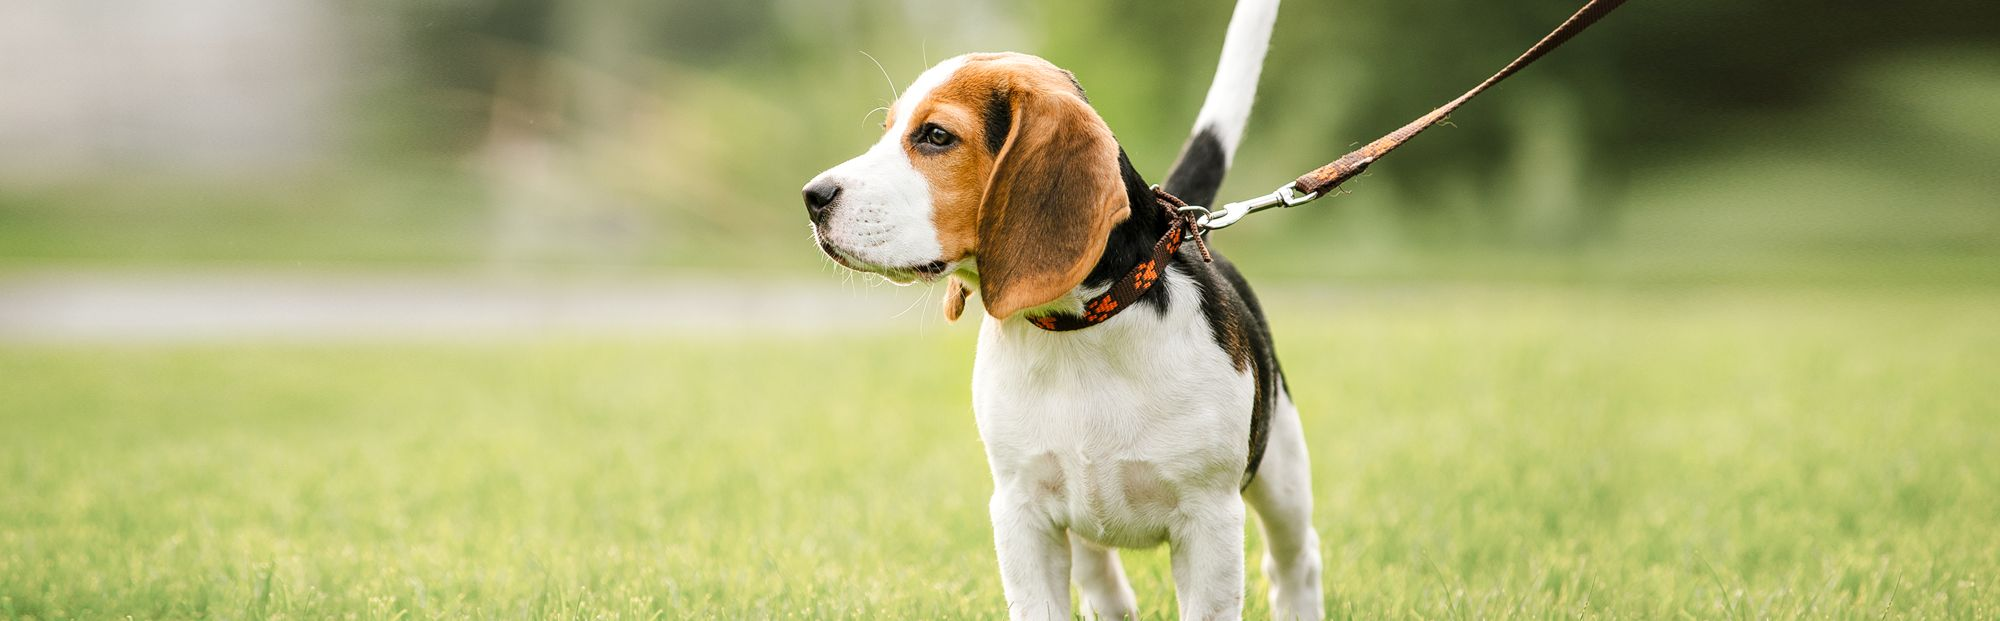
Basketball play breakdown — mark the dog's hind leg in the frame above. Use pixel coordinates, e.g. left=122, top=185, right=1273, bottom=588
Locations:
left=1244, top=391, right=1324, bottom=620
left=1069, top=532, right=1140, bottom=619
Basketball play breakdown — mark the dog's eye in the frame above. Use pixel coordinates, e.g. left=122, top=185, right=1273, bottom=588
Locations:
left=920, top=124, right=955, bottom=148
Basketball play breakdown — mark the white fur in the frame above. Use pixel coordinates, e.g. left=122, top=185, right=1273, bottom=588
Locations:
left=1192, top=0, right=1281, bottom=164
left=1245, top=391, right=1323, bottom=620
left=972, top=268, right=1322, bottom=620
left=805, top=56, right=970, bottom=280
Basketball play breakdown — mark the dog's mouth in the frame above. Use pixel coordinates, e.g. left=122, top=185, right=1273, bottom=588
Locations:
left=814, top=234, right=953, bottom=285
left=872, top=259, right=954, bottom=284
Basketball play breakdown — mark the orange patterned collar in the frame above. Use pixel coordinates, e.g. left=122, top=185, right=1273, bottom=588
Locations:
left=1027, top=188, right=1211, bottom=332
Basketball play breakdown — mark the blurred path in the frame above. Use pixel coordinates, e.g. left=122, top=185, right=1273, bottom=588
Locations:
left=0, top=271, right=954, bottom=342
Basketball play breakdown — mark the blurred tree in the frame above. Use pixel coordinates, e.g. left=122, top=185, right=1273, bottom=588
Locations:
left=366, top=0, right=2000, bottom=258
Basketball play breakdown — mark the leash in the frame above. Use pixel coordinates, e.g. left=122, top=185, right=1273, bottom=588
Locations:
left=1187, top=0, right=1628, bottom=231
left=1029, top=0, right=1626, bottom=331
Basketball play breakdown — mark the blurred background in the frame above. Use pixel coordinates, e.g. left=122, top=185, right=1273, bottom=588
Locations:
left=2, top=0, right=1995, bottom=327
left=5, top=2, right=2000, bottom=617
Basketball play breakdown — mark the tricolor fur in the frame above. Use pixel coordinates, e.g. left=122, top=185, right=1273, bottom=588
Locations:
left=802, top=1, right=1317, bottom=618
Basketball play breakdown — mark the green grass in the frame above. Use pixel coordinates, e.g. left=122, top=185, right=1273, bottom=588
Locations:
left=3, top=285, right=1997, bottom=619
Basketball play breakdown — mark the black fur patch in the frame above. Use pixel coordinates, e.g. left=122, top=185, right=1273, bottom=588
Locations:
left=1076, top=149, right=1175, bottom=317
left=983, top=90, right=1012, bottom=156
left=1163, top=128, right=1228, bottom=208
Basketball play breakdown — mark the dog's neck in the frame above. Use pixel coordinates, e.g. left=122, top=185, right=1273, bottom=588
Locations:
left=1079, top=149, right=1174, bottom=291
left=964, top=148, right=1178, bottom=324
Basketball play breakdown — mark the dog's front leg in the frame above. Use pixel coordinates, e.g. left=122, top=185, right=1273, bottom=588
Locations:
left=1169, top=494, right=1247, bottom=621
left=991, top=493, right=1071, bottom=620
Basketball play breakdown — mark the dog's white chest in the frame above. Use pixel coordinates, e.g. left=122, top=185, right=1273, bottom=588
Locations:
left=970, top=273, right=1255, bottom=548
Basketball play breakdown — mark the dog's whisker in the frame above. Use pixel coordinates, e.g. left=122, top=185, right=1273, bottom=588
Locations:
left=890, top=279, right=934, bottom=320
left=858, top=50, right=899, bottom=102
left=861, top=106, right=890, bottom=126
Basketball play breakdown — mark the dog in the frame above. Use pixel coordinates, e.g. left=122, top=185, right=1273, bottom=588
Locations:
left=802, top=1, right=1317, bottom=618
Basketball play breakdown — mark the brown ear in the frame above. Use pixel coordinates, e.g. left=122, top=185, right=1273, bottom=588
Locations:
left=976, top=78, right=1129, bottom=319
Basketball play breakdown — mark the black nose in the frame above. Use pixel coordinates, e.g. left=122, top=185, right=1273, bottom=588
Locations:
left=803, top=181, right=841, bottom=223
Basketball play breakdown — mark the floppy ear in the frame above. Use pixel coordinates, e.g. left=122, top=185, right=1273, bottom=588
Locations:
left=976, top=82, right=1129, bottom=319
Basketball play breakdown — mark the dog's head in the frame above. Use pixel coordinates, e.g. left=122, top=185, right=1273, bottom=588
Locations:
left=803, top=53, right=1130, bottom=320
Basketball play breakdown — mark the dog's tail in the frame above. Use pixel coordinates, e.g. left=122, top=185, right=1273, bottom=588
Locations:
left=1162, top=0, right=1281, bottom=208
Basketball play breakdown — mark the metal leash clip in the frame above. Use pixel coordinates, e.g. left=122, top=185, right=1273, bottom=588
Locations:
left=1194, top=183, right=1320, bottom=231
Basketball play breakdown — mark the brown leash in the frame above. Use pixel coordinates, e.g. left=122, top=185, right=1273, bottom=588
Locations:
left=1028, top=0, right=1627, bottom=331
left=1290, top=0, right=1628, bottom=197
left=1191, top=0, right=1629, bottom=232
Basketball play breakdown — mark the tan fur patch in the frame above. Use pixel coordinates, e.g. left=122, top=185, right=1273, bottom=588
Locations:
left=903, top=91, right=990, bottom=262
left=1118, top=460, right=1178, bottom=510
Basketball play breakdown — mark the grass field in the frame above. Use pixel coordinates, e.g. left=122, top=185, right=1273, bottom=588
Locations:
left=3, top=284, right=1997, bottom=619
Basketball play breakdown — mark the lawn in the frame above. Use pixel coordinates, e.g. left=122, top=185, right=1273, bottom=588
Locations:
left=2, top=284, right=1996, bottom=619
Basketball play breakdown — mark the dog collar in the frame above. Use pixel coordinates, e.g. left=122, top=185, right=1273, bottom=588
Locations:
left=1027, top=188, right=1211, bottom=332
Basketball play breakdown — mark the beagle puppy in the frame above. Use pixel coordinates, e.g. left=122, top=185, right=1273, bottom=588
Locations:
left=803, top=1, right=1318, bottom=618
